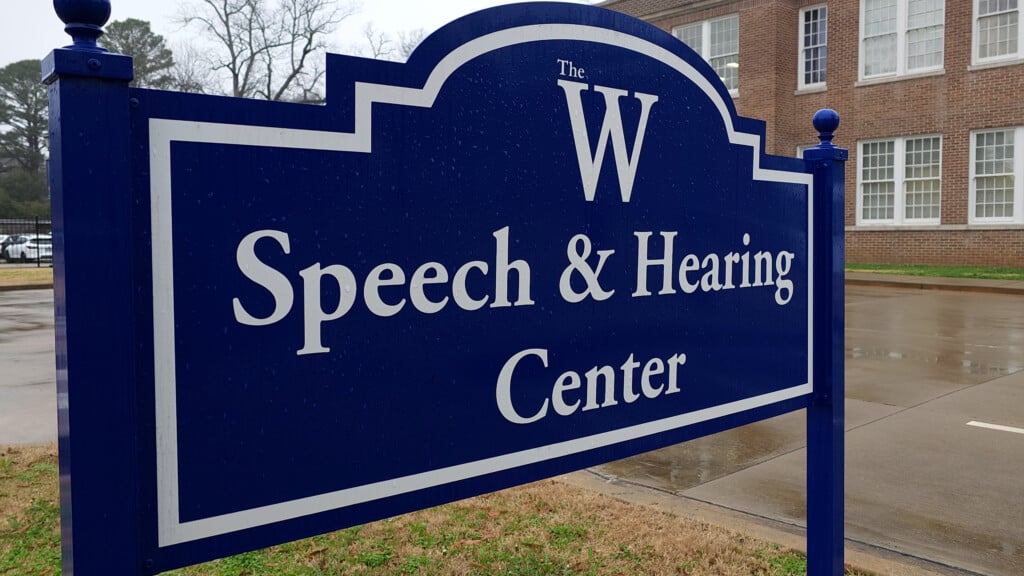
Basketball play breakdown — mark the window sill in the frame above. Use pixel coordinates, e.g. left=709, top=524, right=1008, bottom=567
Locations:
left=795, top=84, right=827, bottom=95
left=968, top=57, right=1024, bottom=72
left=854, top=69, right=945, bottom=88
left=964, top=221, right=1024, bottom=228
left=851, top=223, right=941, bottom=230
left=848, top=223, right=1024, bottom=232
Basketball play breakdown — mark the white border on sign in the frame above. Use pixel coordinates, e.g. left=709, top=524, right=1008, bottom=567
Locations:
left=150, top=23, right=816, bottom=547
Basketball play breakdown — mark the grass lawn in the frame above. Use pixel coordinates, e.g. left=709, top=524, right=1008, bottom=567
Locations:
left=0, top=445, right=871, bottom=576
left=846, top=263, right=1024, bottom=280
left=0, top=266, right=53, bottom=288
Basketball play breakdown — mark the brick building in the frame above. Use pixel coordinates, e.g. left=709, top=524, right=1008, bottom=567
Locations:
left=602, top=0, right=1024, bottom=266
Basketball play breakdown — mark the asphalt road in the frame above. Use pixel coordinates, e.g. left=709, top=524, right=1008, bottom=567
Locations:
left=2, top=285, right=1022, bottom=574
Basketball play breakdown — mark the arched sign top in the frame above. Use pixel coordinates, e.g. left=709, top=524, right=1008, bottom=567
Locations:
left=325, top=3, right=769, bottom=171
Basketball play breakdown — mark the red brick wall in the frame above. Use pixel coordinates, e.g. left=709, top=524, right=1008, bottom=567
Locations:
left=605, top=0, right=1024, bottom=267
left=848, top=229, right=1024, bottom=267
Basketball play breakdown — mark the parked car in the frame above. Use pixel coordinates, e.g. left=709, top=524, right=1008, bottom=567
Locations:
left=5, top=234, right=52, bottom=262
left=1, top=234, right=25, bottom=261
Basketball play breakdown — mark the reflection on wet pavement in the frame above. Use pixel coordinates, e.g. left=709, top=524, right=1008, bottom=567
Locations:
left=598, top=284, right=1024, bottom=485
left=597, top=286, right=1024, bottom=492
left=597, top=413, right=806, bottom=493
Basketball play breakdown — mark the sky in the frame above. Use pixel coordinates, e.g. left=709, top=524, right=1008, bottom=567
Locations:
left=1, top=0, right=598, bottom=66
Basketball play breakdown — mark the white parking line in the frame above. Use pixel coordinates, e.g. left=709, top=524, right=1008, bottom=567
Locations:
left=967, top=421, right=1024, bottom=435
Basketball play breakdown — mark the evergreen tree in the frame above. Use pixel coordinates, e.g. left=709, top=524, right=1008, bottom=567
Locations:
left=0, top=59, right=49, bottom=217
left=102, top=18, right=177, bottom=89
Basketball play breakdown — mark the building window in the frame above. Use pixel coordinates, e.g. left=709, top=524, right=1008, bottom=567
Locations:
left=799, top=6, right=828, bottom=89
left=673, top=15, right=739, bottom=93
left=975, top=0, right=1021, bottom=63
left=971, top=128, right=1024, bottom=222
left=857, top=136, right=942, bottom=224
left=860, top=0, right=945, bottom=80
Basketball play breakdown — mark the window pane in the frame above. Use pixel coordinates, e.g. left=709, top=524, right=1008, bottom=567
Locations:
left=907, top=0, right=944, bottom=70
left=675, top=16, right=739, bottom=91
left=862, top=141, right=896, bottom=221
left=864, top=0, right=897, bottom=36
left=904, top=137, right=942, bottom=220
left=802, top=7, right=828, bottom=85
left=978, top=11, right=1019, bottom=59
left=979, top=0, right=1018, bottom=17
left=975, top=130, right=1015, bottom=175
left=976, top=176, right=1015, bottom=217
left=710, top=55, right=739, bottom=90
left=864, top=33, right=897, bottom=76
left=974, top=130, right=1016, bottom=219
left=709, top=16, right=738, bottom=58
left=709, top=16, right=739, bottom=90
left=673, top=23, right=703, bottom=56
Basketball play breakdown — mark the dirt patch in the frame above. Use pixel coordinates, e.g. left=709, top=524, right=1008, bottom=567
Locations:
left=0, top=444, right=58, bottom=520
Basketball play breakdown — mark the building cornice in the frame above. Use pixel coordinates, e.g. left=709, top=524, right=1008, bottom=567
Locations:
left=599, top=0, right=735, bottom=22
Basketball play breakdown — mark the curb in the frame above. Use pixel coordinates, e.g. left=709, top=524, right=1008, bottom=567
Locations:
left=844, top=274, right=1024, bottom=296
left=560, top=470, right=976, bottom=576
left=0, top=283, right=53, bottom=292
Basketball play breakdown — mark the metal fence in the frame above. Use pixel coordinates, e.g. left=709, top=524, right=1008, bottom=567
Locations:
left=0, top=218, right=51, bottom=236
left=0, top=218, right=53, bottom=266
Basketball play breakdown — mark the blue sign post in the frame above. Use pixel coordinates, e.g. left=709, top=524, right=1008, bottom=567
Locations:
left=45, top=1, right=845, bottom=574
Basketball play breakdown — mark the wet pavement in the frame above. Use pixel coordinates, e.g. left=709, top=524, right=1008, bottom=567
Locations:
left=0, top=289, right=56, bottom=444
left=2, top=283, right=1023, bottom=574
left=598, top=285, right=1024, bottom=576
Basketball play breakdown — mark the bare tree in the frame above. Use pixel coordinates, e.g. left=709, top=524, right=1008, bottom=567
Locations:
left=170, top=41, right=216, bottom=93
left=353, top=23, right=426, bottom=62
left=180, top=0, right=358, bottom=101
left=396, top=28, right=427, bottom=61
left=361, top=22, right=394, bottom=60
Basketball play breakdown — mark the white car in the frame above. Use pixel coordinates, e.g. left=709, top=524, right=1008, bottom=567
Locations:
left=6, top=234, right=52, bottom=262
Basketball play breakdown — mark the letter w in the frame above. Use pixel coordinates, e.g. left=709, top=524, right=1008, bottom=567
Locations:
left=558, top=79, right=659, bottom=202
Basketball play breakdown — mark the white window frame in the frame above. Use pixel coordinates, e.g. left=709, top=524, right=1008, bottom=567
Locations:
left=799, top=5, right=828, bottom=90
left=970, top=127, right=1024, bottom=224
left=859, top=0, right=946, bottom=81
left=672, top=14, right=740, bottom=96
left=856, top=135, right=943, bottom=226
left=972, top=0, right=1023, bottom=66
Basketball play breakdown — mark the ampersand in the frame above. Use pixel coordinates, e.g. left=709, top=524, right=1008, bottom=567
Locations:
left=559, top=234, right=615, bottom=303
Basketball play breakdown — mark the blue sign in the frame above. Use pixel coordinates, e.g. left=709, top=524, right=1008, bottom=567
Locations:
left=46, top=2, right=845, bottom=574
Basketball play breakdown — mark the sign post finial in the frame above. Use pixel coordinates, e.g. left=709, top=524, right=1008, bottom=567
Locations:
left=813, top=109, right=840, bottom=148
left=53, top=0, right=112, bottom=51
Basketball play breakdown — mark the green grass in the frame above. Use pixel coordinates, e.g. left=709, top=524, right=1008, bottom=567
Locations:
left=0, top=266, right=52, bottom=287
left=758, top=543, right=809, bottom=576
left=4, top=446, right=878, bottom=576
left=846, top=263, right=1024, bottom=280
